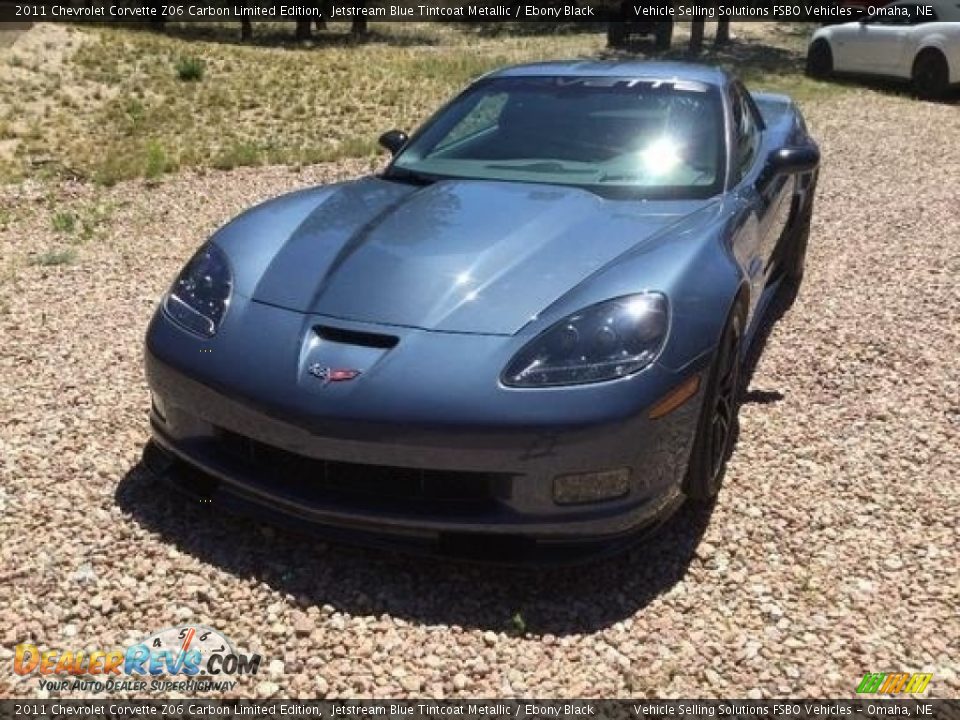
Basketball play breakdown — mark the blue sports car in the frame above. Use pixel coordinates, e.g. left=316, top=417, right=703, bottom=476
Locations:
left=144, top=61, right=820, bottom=561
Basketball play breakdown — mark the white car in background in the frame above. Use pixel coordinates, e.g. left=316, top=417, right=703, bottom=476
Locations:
left=806, top=0, right=960, bottom=98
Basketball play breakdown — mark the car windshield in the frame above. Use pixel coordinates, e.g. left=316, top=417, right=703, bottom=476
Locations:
left=388, top=75, right=726, bottom=199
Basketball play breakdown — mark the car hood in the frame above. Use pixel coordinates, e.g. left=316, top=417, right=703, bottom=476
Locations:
left=218, top=177, right=715, bottom=335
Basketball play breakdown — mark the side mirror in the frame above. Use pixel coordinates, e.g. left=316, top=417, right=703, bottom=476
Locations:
left=756, top=145, right=819, bottom=192
left=378, top=129, right=408, bottom=156
left=767, top=145, right=820, bottom=175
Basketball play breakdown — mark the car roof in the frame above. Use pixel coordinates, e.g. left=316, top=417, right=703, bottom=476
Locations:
left=486, top=61, right=730, bottom=87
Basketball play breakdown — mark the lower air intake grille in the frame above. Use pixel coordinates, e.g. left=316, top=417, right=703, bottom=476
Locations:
left=215, top=429, right=507, bottom=512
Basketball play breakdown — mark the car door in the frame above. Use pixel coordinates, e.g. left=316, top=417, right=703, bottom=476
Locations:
left=727, top=84, right=793, bottom=306
left=839, top=11, right=913, bottom=75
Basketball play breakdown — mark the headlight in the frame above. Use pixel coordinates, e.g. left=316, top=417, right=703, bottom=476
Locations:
left=502, top=293, right=669, bottom=387
left=163, top=243, right=232, bottom=337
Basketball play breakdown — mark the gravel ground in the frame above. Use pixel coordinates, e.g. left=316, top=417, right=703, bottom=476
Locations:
left=0, top=89, right=957, bottom=700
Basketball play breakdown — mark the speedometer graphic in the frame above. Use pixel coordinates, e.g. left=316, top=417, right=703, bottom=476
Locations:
left=139, top=626, right=235, bottom=658
left=128, top=625, right=262, bottom=677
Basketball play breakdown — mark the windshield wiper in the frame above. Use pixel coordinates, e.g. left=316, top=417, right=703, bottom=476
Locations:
left=597, top=172, right=646, bottom=183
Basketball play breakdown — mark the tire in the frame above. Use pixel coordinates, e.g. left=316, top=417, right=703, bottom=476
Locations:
left=654, top=21, right=673, bottom=51
left=805, top=40, right=833, bottom=79
left=683, top=306, right=744, bottom=501
left=912, top=50, right=949, bottom=100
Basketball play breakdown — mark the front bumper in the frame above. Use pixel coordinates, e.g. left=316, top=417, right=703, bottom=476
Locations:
left=144, top=303, right=709, bottom=560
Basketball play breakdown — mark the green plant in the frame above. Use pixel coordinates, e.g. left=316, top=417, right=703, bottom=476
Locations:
left=144, top=140, right=171, bottom=179
left=510, top=611, right=527, bottom=635
left=175, top=56, right=205, bottom=82
left=52, top=211, right=76, bottom=234
left=31, top=248, right=78, bottom=267
left=124, top=97, right=145, bottom=131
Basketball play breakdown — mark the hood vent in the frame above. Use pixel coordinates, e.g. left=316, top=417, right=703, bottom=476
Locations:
left=316, top=325, right=399, bottom=349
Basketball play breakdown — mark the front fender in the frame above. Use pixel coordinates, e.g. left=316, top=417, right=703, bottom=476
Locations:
left=653, top=224, right=746, bottom=372
left=528, top=201, right=745, bottom=374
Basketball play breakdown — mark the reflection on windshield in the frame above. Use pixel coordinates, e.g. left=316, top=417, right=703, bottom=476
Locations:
left=641, top=136, right=683, bottom=176
left=389, top=76, right=725, bottom=199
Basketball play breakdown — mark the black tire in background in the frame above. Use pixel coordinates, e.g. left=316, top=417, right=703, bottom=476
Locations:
left=805, top=39, right=833, bottom=79
left=912, top=50, right=950, bottom=100
left=683, top=306, right=744, bottom=501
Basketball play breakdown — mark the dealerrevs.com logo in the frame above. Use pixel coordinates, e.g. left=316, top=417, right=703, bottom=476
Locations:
left=13, top=625, right=262, bottom=693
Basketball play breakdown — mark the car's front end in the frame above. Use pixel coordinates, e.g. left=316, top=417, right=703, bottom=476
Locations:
left=144, top=239, right=718, bottom=560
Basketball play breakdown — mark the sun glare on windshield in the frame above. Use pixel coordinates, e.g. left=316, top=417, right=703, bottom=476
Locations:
left=640, top=136, right=683, bottom=176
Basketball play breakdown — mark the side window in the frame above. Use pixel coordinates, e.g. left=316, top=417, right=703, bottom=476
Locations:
left=729, top=85, right=760, bottom=181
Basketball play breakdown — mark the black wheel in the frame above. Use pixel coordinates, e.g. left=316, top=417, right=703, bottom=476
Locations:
left=805, top=40, right=833, bottom=79
left=654, top=21, right=673, bottom=51
left=683, top=307, right=743, bottom=501
left=912, top=50, right=949, bottom=100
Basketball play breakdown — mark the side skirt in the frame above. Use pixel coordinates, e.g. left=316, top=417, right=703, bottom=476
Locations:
left=742, top=275, right=785, bottom=360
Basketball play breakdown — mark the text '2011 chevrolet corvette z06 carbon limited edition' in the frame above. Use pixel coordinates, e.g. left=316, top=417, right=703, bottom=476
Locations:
left=144, top=61, right=820, bottom=562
